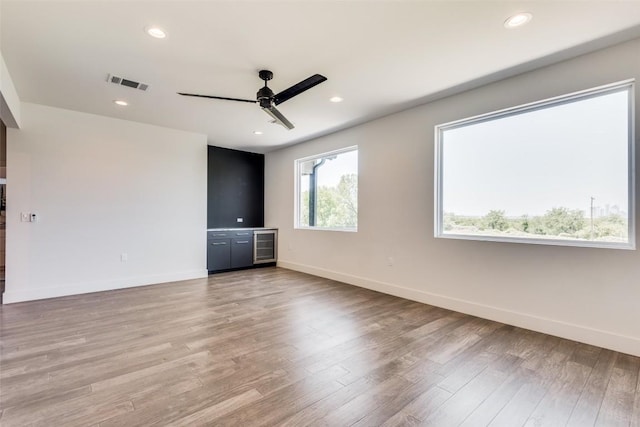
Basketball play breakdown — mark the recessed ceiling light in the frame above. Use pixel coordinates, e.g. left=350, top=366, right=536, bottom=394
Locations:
left=504, top=12, right=532, bottom=29
left=330, top=96, right=343, bottom=103
left=114, top=100, right=128, bottom=106
left=145, top=26, right=167, bottom=39
left=253, top=131, right=263, bottom=135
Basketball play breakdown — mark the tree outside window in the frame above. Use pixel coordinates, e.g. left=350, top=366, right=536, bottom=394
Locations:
left=296, top=147, right=358, bottom=231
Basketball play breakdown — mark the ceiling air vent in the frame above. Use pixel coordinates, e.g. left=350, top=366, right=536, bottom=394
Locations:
left=107, top=74, right=149, bottom=91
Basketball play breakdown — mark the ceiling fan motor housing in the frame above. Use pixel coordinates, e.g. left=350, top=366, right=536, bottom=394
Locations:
left=257, top=86, right=274, bottom=108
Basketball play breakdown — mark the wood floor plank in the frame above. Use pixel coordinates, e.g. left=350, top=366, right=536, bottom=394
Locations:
left=523, top=360, right=592, bottom=426
left=1, top=386, right=135, bottom=427
left=437, top=350, right=501, bottom=393
left=314, top=374, right=414, bottom=426
left=566, top=348, right=618, bottom=427
left=167, top=388, right=263, bottom=427
left=422, top=356, right=520, bottom=426
left=212, top=365, right=347, bottom=427
left=632, top=369, right=640, bottom=427
left=459, top=364, right=529, bottom=427
left=380, top=385, right=452, bottom=427
left=351, top=373, right=447, bottom=426
left=595, top=353, right=640, bottom=426
left=488, top=338, right=576, bottom=426
left=0, top=267, right=638, bottom=426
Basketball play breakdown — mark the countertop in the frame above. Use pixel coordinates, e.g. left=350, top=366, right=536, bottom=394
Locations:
left=207, top=227, right=278, bottom=231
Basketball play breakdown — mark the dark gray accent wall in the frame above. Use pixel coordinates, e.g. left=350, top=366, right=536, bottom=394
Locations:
left=208, top=146, right=264, bottom=228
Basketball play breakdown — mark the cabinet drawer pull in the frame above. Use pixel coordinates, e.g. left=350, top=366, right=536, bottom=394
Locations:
left=236, top=240, right=249, bottom=244
left=236, top=233, right=250, bottom=236
left=212, top=242, right=227, bottom=246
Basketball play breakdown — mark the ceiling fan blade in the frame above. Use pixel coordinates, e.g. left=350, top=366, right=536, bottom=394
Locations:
left=273, top=74, right=327, bottom=105
left=262, top=106, right=294, bottom=130
left=177, top=93, right=257, bottom=104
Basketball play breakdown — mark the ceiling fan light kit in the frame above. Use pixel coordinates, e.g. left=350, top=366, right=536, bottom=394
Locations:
left=178, top=70, right=327, bottom=130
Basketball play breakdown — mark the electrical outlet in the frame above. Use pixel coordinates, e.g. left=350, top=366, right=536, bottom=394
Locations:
left=236, top=217, right=243, bottom=223
left=121, top=253, right=128, bottom=262
left=387, top=257, right=394, bottom=266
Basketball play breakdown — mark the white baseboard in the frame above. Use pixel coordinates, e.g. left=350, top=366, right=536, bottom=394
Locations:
left=3, top=269, right=209, bottom=304
left=278, top=260, right=640, bottom=357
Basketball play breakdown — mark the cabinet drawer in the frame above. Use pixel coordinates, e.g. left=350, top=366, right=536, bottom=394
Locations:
left=208, top=230, right=254, bottom=239
left=231, top=230, right=253, bottom=238
left=208, top=231, right=231, bottom=239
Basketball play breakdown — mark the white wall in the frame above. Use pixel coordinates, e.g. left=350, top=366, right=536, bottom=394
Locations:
left=266, top=37, right=640, bottom=357
left=5, top=103, right=208, bottom=303
left=0, top=51, right=21, bottom=128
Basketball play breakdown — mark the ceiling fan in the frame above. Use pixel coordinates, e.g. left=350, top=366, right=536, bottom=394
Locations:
left=178, top=70, right=327, bottom=130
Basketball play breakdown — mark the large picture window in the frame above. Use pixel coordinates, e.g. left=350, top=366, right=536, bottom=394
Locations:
left=435, top=80, right=635, bottom=249
left=295, top=146, right=358, bottom=231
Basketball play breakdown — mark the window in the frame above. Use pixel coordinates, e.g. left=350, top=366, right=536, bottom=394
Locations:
left=435, top=80, right=635, bottom=249
left=295, top=146, right=358, bottom=231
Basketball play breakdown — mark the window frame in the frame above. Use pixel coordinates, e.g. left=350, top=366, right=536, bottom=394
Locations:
left=294, top=145, right=358, bottom=232
left=434, top=79, right=636, bottom=250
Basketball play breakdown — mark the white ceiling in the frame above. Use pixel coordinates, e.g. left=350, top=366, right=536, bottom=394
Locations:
left=2, top=1, right=640, bottom=153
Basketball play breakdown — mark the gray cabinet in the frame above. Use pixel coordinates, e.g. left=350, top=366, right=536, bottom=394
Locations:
left=206, top=229, right=254, bottom=272
left=231, top=237, right=253, bottom=268
left=208, top=238, right=231, bottom=271
left=207, top=228, right=276, bottom=273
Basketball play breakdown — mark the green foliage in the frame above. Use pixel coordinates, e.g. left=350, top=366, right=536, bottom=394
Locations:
left=541, top=207, right=585, bottom=235
left=528, top=216, right=547, bottom=235
left=300, top=174, right=357, bottom=228
left=483, top=210, right=509, bottom=231
left=444, top=207, right=627, bottom=243
left=576, top=214, right=627, bottom=240
left=299, top=191, right=310, bottom=226
left=443, top=213, right=455, bottom=231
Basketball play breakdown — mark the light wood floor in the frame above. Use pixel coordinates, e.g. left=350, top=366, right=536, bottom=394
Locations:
left=1, top=267, right=639, bottom=426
